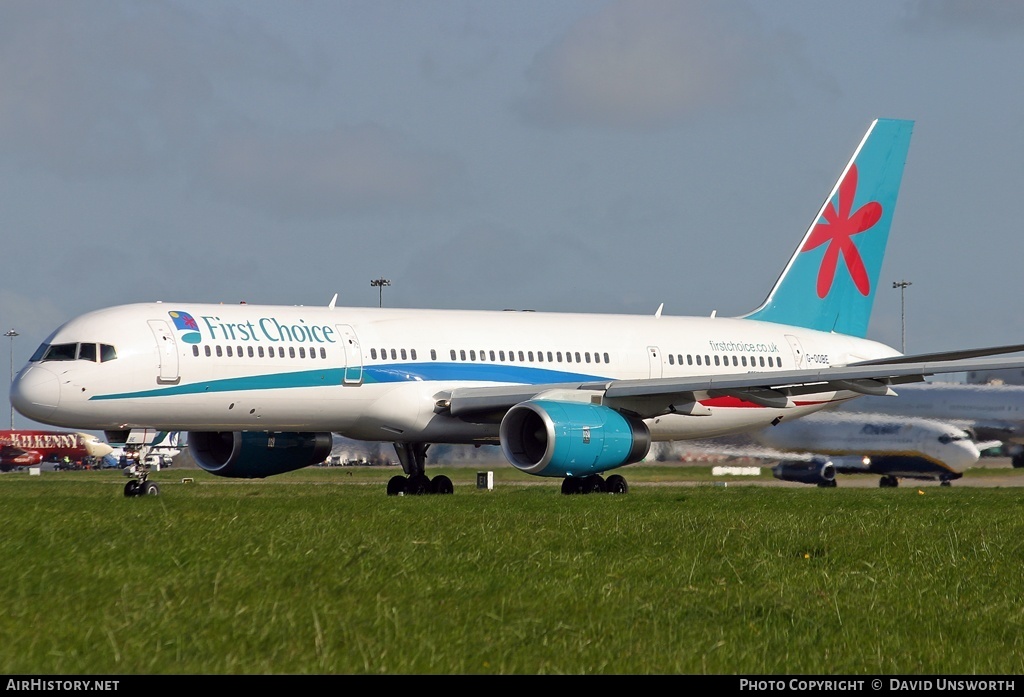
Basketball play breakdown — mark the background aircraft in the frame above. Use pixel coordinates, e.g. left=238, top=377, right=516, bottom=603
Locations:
left=833, top=381, right=1024, bottom=467
left=0, top=430, right=113, bottom=471
left=756, top=412, right=985, bottom=488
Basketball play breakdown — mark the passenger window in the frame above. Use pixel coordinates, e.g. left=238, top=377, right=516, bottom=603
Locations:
left=320, top=347, right=326, bottom=359
left=430, top=349, right=436, bottom=361
left=192, top=346, right=199, bottom=357
left=288, top=347, right=295, bottom=358
left=411, top=349, right=417, bottom=360
left=370, top=348, right=377, bottom=360
left=299, top=347, right=306, bottom=359
left=216, top=346, right=223, bottom=357
left=226, top=346, right=233, bottom=357
left=205, top=346, right=211, bottom=357
left=258, top=346, right=265, bottom=358
left=401, top=349, right=407, bottom=360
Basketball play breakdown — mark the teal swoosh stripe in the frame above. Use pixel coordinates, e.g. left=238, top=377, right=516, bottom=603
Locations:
left=90, top=363, right=611, bottom=401
left=92, top=368, right=348, bottom=400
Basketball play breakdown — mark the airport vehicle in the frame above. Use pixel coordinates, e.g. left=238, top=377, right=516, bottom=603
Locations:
left=834, top=381, right=1024, bottom=466
left=11, top=118, right=1024, bottom=497
left=0, top=429, right=113, bottom=471
left=758, top=412, right=985, bottom=487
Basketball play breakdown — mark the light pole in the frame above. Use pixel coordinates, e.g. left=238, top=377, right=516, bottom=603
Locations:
left=370, top=277, right=391, bottom=308
left=5, top=329, right=18, bottom=429
left=892, top=280, right=911, bottom=353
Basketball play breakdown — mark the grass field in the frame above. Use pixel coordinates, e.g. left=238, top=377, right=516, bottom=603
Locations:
left=3, top=465, right=1024, bottom=675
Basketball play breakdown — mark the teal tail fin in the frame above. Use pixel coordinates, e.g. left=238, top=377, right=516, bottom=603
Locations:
left=743, top=118, right=914, bottom=338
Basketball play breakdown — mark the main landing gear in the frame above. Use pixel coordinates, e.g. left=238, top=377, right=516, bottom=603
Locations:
left=123, top=461, right=160, bottom=497
left=387, top=443, right=453, bottom=496
left=560, top=473, right=629, bottom=495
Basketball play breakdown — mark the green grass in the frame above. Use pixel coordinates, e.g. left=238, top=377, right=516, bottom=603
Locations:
left=2, top=467, right=1024, bottom=674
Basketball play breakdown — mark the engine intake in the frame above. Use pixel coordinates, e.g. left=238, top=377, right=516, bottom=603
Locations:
left=189, top=431, right=333, bottom=478
left=499, top=400, right=650, bottom=478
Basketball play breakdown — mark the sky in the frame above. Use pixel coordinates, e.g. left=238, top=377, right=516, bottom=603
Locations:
left=2, top=0, right=1024, bottom=431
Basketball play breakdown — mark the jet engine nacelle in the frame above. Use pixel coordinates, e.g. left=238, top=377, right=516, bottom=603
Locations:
left=188, top=431, right=333, bottom=479
left=772, top=458, right=837, bottom=486
left=499, top=400, right=651, bottom=478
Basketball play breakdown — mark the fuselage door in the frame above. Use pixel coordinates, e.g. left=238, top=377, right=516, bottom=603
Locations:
left=785, top=334, right=805, bottom=370
left=647, top=346, right=663, bottom=379
left=147, top=319, right=180, bottom=384
left=336, top=324, right=363, bottom=385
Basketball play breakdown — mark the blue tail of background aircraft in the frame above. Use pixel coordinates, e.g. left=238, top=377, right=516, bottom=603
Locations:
left=743, top=118, right=914, bottom=339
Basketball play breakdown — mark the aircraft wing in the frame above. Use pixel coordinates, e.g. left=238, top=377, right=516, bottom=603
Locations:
left=443, top=349, right=1024, bottom=420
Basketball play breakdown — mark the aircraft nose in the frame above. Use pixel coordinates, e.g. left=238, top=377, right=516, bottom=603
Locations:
left=10, top=365, right=60, bottom=422
left=951, top=442, right=982, bottom=472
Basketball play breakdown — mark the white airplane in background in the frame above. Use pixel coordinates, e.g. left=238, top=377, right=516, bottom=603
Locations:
left=755, top=411, right=987, bottom=488
left=834, top=381, right=1024, bottom=467
left=11, top=118, right=1024, bottom=497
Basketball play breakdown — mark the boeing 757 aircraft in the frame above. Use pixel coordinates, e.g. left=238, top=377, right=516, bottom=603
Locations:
left=11, top=118, right=1024, bottom=496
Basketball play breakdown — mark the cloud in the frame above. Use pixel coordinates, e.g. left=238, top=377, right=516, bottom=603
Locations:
left=199, top=122, right=464, bottom=219
left=515, top=0, right=790, bottom=130
left=902, top=0, right=1024, bottom=35
left=0, top=1, right=313, bottom=179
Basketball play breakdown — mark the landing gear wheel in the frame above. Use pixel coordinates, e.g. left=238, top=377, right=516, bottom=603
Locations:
left=817, top=480, right=838, bottom=488
left=431, top=475, right=454, bottom=494
left=583, top=474, right=606, bottom=494
left=605, top=474, right=628, bottom=494
left=879, top=476, right=899, bottom=488
left=123, top=481, right=141, bottom=497
left=143, top=481, right=160, bottom=496
left=387, top=475, right=408, bottom=496
left=407, top=474, right=432, bottom=495
left=561, top=477, right=584, bottom=495
left=940, top=480, right=952, bottom=487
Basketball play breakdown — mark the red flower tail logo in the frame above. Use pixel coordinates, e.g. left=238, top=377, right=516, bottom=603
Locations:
left=801, top=164, right=882, bottom=298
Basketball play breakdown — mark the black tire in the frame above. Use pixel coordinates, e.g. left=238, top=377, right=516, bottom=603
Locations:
left=386, top=475, right=408, bottom=496
left=606, top=474, right=628, bottom=494
left=561, top=477, right=583, bottom=495
left=123, top=481, right=141, bottom=497
left=1013, top=454, right=1024, bottom=469
left=407, top=474, right=432, bottom=495
left=143, top=481, right=160, bottom=496
left=583, top=474, right=606, bottom=494
left=431, top=475, right=454, bottom=495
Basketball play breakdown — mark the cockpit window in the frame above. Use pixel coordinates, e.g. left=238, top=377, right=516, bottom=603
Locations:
left=29, top=342, right=117, bottom=363
left=42, top=343, right=78, bottom=361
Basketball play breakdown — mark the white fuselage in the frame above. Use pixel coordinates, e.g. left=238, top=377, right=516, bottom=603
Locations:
left=754, top=411, right=981, bottom=474
left=11, top=302, right=901, bottom=445
left=836, top=382, right=1024, bottom=444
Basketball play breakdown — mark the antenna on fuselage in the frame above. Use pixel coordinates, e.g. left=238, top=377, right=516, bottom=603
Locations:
left=329, top=293, right=338, bottom=309
left=655, top=303, right=663, bottom=318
